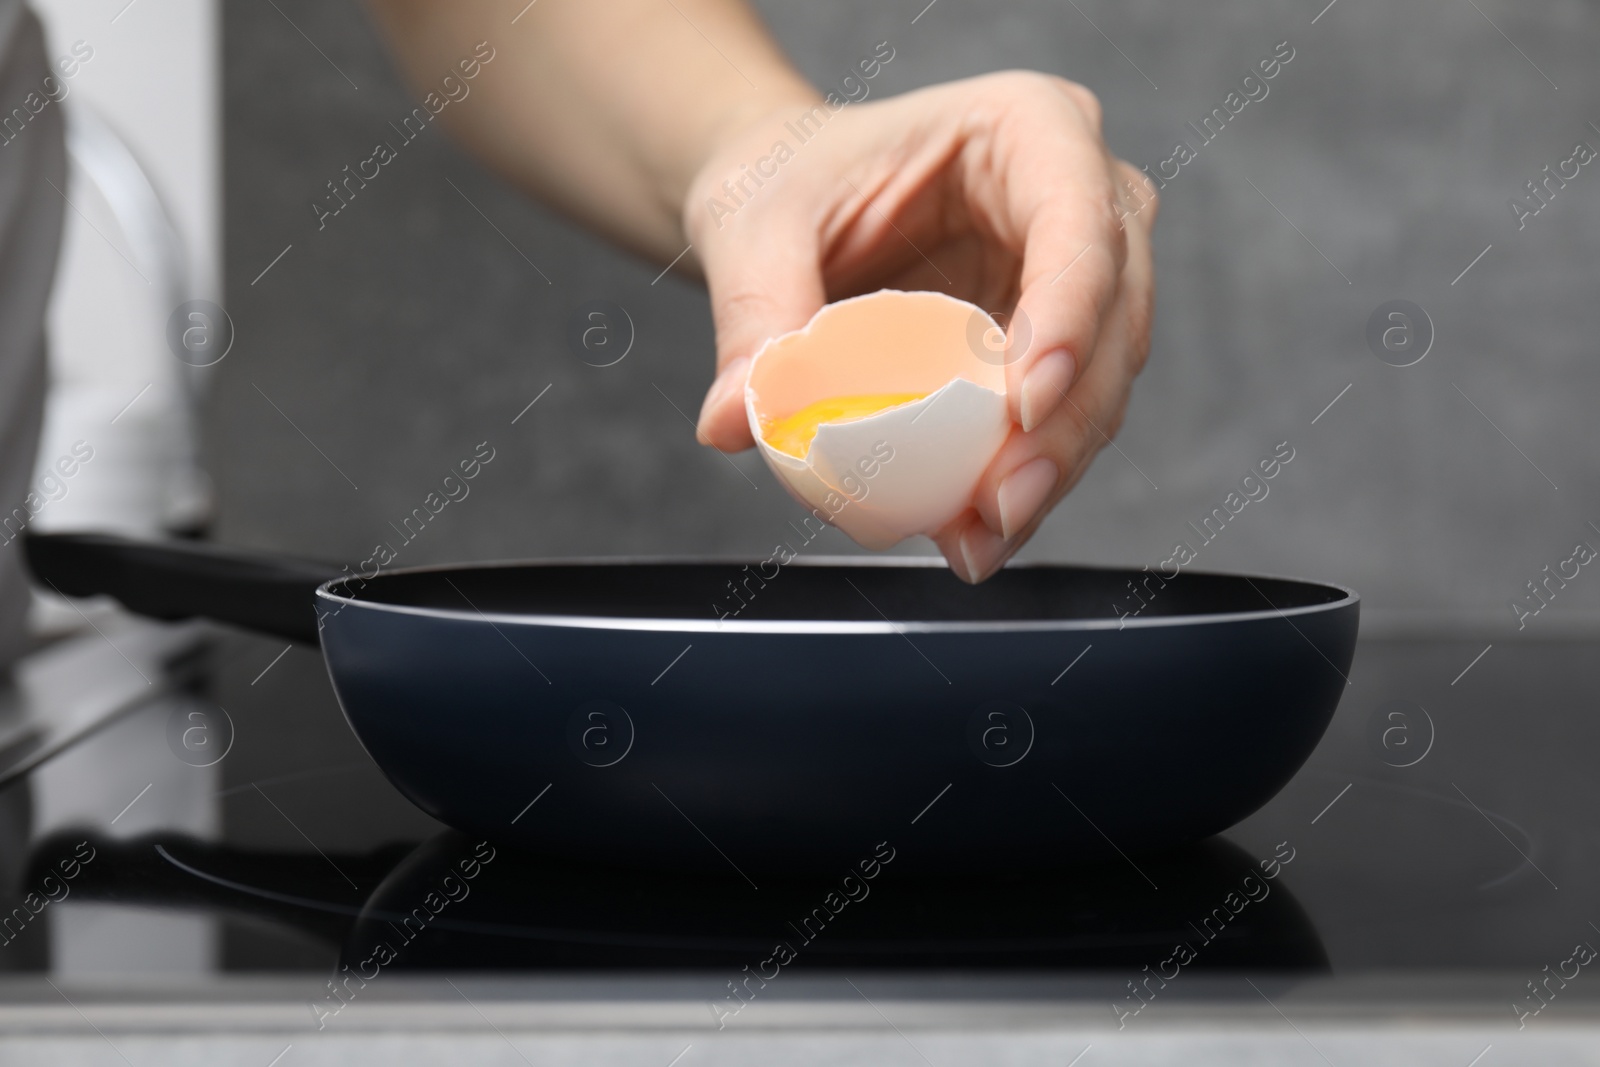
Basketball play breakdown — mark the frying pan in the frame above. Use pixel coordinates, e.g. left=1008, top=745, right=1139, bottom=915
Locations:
left=24, top=532, right=1359, bottom=876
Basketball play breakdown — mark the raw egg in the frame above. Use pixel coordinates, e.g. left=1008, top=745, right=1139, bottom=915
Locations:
left=762, top=393, right=926, bottom=458
left=744, top=289, right=1011, bottom=550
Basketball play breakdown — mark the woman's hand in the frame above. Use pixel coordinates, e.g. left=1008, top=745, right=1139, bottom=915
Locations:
left=686, top=71, right=1157, bottom=582
left=364, top=1, right=1152, bottom=582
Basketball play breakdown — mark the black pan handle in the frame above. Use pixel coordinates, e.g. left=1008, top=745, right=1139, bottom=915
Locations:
left=24, top=531, right=341, bottom=644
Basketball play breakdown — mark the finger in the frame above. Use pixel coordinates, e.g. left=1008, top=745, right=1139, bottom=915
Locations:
left=933, top=76, right=1124, bottom=436
left=1114, top=158, right=1161, bottom=229
left=957, top=349, right=1124, bottom=583
left=958, top=233, right=1154, bottom=581
left=931, top=507, right=980, bottom=583
left=693, top=215, right=826, bottom=451
left=975, top=222, right=1153, bottom=542
left=943, top=502, right=1045, bottom=587
left=1003, top=150, right=1126, bottom=437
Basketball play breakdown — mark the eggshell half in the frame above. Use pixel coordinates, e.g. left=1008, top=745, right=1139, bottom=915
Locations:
left=744, top=290, right=1010, bottom=550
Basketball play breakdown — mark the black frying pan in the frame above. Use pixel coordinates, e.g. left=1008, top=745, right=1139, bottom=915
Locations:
left=25, top=532, right=1358, bottom=876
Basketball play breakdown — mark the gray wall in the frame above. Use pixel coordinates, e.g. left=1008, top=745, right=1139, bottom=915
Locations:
left=218, top=0, right=1600, bottom=630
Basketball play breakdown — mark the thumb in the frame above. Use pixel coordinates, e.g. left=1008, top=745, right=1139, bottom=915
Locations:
left=694, top=219, right=825, bottom=451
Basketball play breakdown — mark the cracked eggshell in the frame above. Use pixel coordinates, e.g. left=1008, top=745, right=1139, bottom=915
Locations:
left=744, top=289, right=1010, bottom=550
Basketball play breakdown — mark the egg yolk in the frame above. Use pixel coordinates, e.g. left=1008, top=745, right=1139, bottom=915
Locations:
left=762, top=393, right=925, bottom=458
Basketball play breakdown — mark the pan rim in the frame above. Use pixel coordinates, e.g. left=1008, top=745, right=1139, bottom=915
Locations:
left=312, top=556, right=1360, bottom=636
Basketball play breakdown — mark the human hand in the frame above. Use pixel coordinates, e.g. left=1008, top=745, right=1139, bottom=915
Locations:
left=685, top=70, right=1157, bottom=582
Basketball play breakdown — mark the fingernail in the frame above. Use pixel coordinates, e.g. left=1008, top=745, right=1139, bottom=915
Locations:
left=959, top=522, right=1011, bottom=584
left=946, top=539, right=976, bottom=583
left=696, top=357, right=750, bottom=443
left=997, top=457, right=1059, bottom=540
left=1019, top=349, right=1075, bottom=432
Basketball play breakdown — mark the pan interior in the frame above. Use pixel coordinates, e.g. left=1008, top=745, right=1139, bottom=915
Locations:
left=325, top=562, right=1349, bottom=625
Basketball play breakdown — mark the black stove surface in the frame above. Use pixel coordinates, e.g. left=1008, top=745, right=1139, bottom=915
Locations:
left=1, top=628, right=1594, bottom=998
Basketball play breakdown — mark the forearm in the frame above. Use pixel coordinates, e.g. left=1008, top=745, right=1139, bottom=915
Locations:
left=364, top=0, right=819, bottom=262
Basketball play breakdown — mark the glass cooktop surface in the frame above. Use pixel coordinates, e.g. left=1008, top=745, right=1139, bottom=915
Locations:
left=0, top=625, right=1594, bottom=1026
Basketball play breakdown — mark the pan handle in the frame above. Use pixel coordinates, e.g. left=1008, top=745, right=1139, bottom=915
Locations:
left=24, top=532, right=340, bottom=644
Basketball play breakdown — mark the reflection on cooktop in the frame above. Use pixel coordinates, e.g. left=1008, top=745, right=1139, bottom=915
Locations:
left=28, top=828, right=1327, bottom=975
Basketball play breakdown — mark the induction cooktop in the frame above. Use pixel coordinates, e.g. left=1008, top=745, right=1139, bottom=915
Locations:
left=1, top=620, right=1596, bottom=1030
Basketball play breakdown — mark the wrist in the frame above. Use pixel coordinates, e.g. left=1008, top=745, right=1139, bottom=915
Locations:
left=670, top=83, right=823, bottom=244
